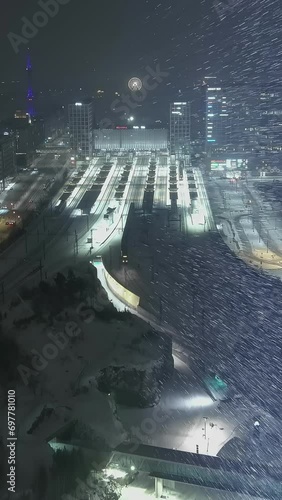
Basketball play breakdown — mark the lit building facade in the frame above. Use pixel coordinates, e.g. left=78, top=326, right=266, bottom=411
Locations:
left=0, top=137, right=16, bottom=189
left=170, top=102, right=190, bottom=157
left=68, top=100, right=93, bottom=159
left=205, top=84, right=232, bottom=153
left=2, top=114, right=44, bottom=168
left=202, top=75, right=282, bottom=163
left=94, top=128, right=168, bottom=151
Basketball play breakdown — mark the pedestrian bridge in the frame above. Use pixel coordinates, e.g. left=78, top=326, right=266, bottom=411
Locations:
left=109, top=442, right=282, bottom=498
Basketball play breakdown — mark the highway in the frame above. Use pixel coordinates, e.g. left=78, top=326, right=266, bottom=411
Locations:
left=206, top=175, right=282, bottom=273
left=2, top=153, right=69, bottom=213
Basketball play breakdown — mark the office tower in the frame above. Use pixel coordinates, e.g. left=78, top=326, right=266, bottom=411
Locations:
left=0, top=137, right=16, bottom=189
left=68, top=100, right=93, bottom=159
left=170, top=102, right=190, bottom=157
left=192, top=80, right=208, bottom=152
left=256, top=89, right=282, bottom=152
left=2, top=112, right=45, bottom=168
left=205, top=80, right=232, bottom=153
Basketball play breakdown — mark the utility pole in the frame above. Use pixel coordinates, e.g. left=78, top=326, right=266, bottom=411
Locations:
left=203, top=417, right=208, bottom=440
left=73, top=241, right=77, bottom=263
left=74, top=229, right=78, bottom=254
left=258, top=222, right=261, bottom=243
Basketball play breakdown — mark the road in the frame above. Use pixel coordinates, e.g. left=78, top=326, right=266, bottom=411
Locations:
left=2, top=153, right=69, bottom=213
left=207, top=175, right=282, bottom=273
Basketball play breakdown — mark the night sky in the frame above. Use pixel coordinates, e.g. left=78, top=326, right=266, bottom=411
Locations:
left=0, top=0, right=281, bottom=121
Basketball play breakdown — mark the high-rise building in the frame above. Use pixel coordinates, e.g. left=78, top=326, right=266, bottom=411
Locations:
left=205, top=81, right=232, bottom=153
left=0, top=137, right=16, bottom=189
left=2, top=113, right=45, bottom=167
left=169, top=102, right=190, bottom=157
left=68, top=100, right=93, bottom=159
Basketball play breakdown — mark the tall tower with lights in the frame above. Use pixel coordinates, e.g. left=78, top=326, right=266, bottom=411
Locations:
left=26, top=48, right=35, bottom=117
left=169, top=102, right=191, bottom=157
left=68, top=100, right=93, bottom=159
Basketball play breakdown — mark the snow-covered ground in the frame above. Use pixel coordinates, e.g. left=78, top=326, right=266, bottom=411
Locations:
left=119, top=472, right=264, bottom=500
left=0, top=264, right=174, bottom=497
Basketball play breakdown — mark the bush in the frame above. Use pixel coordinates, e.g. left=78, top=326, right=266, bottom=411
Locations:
left=0, top=336, right=22, bottom=388
left=95, top=305, right=132, bottom=322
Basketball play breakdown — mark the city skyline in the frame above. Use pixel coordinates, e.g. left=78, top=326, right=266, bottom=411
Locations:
left=1, top=2, right=282, bottom=499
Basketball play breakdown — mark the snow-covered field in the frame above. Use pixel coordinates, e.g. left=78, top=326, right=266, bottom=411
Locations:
left=0, top=264, right=173, bottom=497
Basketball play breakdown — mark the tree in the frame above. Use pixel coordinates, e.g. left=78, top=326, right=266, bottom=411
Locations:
left=54, top=272, right=66, bottom=290
left=67, top=268, right=76, bottom=282
left=39, top=281, right=52, bottom=295
left=33, top=465, right=48, bottom=499
left=0, top=336, right=21, bottom=388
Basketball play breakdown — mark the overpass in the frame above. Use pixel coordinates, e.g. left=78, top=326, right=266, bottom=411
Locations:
left=109, top=442, right=282, bottom=498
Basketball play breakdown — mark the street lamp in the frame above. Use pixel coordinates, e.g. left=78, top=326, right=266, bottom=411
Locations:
left=203, top=417, right=208, bottom=440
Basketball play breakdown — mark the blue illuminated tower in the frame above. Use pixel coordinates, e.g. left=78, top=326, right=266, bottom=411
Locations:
left=26, top=48, right=35, bottom=117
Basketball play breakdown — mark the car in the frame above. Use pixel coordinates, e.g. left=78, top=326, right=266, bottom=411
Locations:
left=5, top=221, right=16, bottom=226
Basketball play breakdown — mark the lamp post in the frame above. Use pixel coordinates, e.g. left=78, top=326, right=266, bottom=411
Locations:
left=203, top=417, right=208, bottom=440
